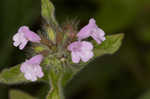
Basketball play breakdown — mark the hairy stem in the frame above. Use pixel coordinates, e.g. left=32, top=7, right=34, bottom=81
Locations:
left=47, top=70, right=64, bottom=99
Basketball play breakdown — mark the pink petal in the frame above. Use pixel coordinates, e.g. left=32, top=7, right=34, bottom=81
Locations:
left=67, top=42, right=76, bottom=51
left=27, top=54, right=43, bottom=65
left=18, top=26, right=29, bottom=33
left=24, top=31, right=41, bottom=43
left=71, top=52, right=80, bottom=63
left=19, top=26, right=41, bottom=43
left=90, top=28, right=105, bottom=44
left=80, top=51, right=94, bottom=62
left=77, top=18, right=97, bottom=40
left=77, top=18, right=106, bottom=44
left=68, top=41, right=94, bottom=63
left=67, top=41, right=82, bottom=51
left=81, top=41, right=93, bottom=50
left=36, top=65, right=44, bottom=78
left=13, top=32, right=28, bottom=50
left=13, top=41, right=20, bottom=47
left=19, top=40, right=28, bottom=50
left=77, top=26, right=91, bottom=40
left=13, top=32, right=20, bottom=42
left=89, top=18, right=96, bottom=25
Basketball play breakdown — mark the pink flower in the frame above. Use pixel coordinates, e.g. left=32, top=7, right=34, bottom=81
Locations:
left=13, top=26, right=41, bottom=50
left=77, top=18, right=106, bottom=44
left=20, top=55, right=44, bottom=81
left=68, top=41, right=94, bottom=63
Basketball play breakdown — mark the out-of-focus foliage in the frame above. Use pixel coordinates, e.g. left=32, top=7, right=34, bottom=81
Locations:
left=0, top=0, right=150, bottom=99
left=0, top=0, right=40, bottom=98
left=0, top=0, right=40, bottom=68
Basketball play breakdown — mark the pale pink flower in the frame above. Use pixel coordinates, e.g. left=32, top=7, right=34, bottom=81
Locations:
left=13, top=26, right=41, bottom=50
left=20, top=55, right=44, bottom=81
left=77, top=18, right=106, bottom=44
left=68, top=41, right=94, bottom=63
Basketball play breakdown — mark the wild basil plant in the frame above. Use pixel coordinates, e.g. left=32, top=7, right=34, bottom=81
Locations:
left=0, top=0, right=124, bottom=99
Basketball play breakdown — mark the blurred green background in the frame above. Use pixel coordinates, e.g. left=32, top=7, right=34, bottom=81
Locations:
left=1, top=0, right=150, bottom=99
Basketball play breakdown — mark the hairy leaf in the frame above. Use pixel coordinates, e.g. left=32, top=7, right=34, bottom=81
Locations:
left=9, top=90, right=36, bottom=99
left=0, top=65, right=28, bottom=84
left=93, top=33, right=124, bottom=57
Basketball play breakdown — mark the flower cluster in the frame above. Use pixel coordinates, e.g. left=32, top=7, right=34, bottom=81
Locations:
left=13, top=18, right=105, bottom=81
left=68, top=18, right=105, bottom=63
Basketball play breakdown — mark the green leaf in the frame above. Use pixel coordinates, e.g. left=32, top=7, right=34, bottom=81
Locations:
left=9, top=90, right=36, bottom=99
left=0, top=65, right=28, bottom=84
left=41, top=0, right=58, bottom=25
left=93, top=33, right=124, bottom=57
left=138, top=90, right=150, bottom=99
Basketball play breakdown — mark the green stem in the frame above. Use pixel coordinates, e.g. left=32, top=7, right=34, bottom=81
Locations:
left=46, top=70, right=64, bottom=99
